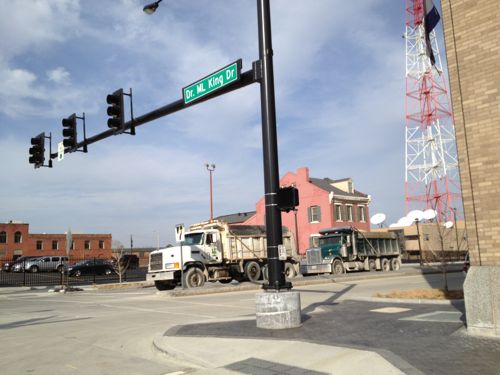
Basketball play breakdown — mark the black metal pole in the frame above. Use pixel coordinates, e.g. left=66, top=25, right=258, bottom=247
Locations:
left=257, top=0, right=290, bottom=291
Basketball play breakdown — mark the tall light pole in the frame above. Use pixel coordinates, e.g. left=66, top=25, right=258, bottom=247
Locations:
left=205, top=163, right=215, bottom=222
left=142, top=0, right=290, bottom=292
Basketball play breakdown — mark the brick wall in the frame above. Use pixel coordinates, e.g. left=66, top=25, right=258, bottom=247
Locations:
left=441, top=0, right=500, bottom=266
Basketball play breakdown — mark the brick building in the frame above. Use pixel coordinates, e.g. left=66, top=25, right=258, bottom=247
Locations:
left=243, top=167, right=371, bottom=254
left=0, top=221, right=112, bottom=260
left=442, top=0, right=500, bottom=337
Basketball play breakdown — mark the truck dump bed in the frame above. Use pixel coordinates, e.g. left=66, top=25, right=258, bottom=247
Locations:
left=356, top=230, right=400, bottom=257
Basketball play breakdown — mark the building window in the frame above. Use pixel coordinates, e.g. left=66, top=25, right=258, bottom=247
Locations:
left=308, top=206, right=321, bottom=223
left=309, top=235, right=320, bottom=248
left=358, top=205, right=366, bottom=222
left=99, top=240, right=104, bottom=249
left=14, top=231, right=22, bottom=243
left=348, top=181, right=353, bottom=193
left=84, top=240, right=91, bottom=250
left=36, top=240, right=43, bottom=250
left=52, top=240, right=58, bottom=250
left=346, top=205, right=353, bottom=222
left=335, top=204, right=343, bottom=221
left=0, top=231, right=6, bottom=243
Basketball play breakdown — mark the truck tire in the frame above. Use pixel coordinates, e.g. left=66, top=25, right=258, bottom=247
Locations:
left=184, top=267, right=205, bottom=288
left=261, top=265, right=268, bottom=281
left=381, top=258, right=390, bottom=272
left=155, top=280, right=176, bottom=291
left=391, top=258, right=401, bottom=271
left=368, top=259, right=377, bottom=272
left=332, top=259, right=344, bottom=275
left=244, top=261, right=261, bottom=282
left=284, top=262, right=297, bottom=280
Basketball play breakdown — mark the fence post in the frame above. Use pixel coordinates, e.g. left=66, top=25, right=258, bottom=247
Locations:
left=93, top=257, right=96, bottom=284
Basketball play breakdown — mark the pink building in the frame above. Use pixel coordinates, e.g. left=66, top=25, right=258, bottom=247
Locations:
left=243, top=167, right=371, bottom=254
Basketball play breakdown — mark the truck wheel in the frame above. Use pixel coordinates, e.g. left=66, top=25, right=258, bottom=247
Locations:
left=391, top=258, right=401, bottom=271
left=244, top=261, right=261, bottom=282
left=184, top=267, right=205, bottom=288
left=368, top=259, right=376, bottom=272
left=284, top=262, right=297, bottom=280
left=381, top=258, right=390, bottom=272
left=261, top=265, right=269, bottom=281
left=155, top=281, right=176, bottom=291
left=332, top=260, right=344, bottom=275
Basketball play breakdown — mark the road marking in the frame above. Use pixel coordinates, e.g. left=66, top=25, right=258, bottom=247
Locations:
left=401, top=311, right=463, bottom=323
left=370, top=307, right=412, bottom=314
left=163, top=372, right=184, bottom=375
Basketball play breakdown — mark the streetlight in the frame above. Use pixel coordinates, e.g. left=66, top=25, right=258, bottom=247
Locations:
left=205, top=163, right=216, bottom=222
left=143, top=0, right=162, bottom=15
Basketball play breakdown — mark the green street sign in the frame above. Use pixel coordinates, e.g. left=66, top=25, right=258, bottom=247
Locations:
left=183, top=59, right=242, bottom=104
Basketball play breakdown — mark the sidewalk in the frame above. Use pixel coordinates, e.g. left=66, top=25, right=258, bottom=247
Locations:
left=153, top=297, right=499, bottom=375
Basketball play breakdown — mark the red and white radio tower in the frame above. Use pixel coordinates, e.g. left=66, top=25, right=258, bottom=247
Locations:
left=404, top=0, right=461, bottom=221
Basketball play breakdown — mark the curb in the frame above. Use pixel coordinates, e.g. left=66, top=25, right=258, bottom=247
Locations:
left=348, top=296, right=465, bottom=305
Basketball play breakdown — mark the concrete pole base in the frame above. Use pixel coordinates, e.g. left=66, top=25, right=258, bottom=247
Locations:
left=255, top=290, right=301, bottom=329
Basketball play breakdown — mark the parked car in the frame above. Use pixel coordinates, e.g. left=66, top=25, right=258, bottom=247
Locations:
left=463, top=252, right=470, bottom=275
left=117, top=254, right=139, bottom=270
left=2, top=256, right=40, bottom=272
left=13, top=256, right=68, bottom=273
left=66, top=259, right=115, bottom=277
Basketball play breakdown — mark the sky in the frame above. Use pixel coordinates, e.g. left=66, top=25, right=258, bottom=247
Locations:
left=0, top=0, right=450, bottom=247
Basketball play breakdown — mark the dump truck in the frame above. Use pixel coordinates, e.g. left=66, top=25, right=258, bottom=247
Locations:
left=147, top=220, right=298, bottom=290
left=299, top=226, right=402, bottom=275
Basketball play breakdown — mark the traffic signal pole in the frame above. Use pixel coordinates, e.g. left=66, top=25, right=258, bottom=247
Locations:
left=256, top=0, right=289, bottom=291
left=49, top=69, right=255, bottom=159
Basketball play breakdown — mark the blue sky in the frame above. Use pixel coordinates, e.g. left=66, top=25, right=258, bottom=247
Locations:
left=0, top=0, right=448, bottom=247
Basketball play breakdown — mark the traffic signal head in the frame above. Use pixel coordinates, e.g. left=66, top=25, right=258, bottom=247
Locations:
left=106, top=89, right=124, bottom=131
left=28, top=133, right=45, bottom=168
left=62, top=113, right=77, bottom=149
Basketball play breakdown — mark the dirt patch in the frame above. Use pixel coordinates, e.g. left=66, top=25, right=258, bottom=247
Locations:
left=375, top=288, right=463, bottom=300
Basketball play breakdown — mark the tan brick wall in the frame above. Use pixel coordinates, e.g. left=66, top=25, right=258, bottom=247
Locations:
left=442, top=0, right=500, bottom=266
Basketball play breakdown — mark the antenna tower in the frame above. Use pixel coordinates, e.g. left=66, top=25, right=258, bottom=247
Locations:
left=404, top=0, right=461, bottom=221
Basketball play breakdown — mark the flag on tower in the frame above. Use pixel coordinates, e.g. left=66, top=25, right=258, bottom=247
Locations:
left=423, top=0, right=440, bottom=65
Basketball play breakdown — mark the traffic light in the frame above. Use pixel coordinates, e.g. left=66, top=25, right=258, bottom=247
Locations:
left=29, top=133, right=45, bottom=168
left=278, top=186, right=299, bottom=213
left=62, top=113, right=77, bottom=149
left=106, top=89, right=125, bottom=131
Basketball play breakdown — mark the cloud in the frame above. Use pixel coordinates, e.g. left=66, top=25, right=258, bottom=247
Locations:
left=47, top=67, right=70, bottom=84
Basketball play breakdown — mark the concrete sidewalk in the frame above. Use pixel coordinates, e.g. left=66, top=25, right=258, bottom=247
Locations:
left=154, top=334, right=409, bottom=374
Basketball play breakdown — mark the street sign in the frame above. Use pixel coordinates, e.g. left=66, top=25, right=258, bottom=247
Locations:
left=278, top=244, right=287, bottom=261
left=183, top=59, right=242, bottom=104
left=175, top=224, right=185, bottom=243
left=58, top=141, right=64, bottom=161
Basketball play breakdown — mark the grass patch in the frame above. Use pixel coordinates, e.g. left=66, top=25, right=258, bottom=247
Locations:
left=375, top=288, right=464, bottom=300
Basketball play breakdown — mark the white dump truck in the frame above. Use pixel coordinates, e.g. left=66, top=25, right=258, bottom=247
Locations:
left=147, top=220, right=298, bottom=290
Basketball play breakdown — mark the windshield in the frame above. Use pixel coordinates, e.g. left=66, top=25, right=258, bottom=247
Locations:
left=319, top=235, right=342, bottom=246
left=184, top=233, right=204, bottom=245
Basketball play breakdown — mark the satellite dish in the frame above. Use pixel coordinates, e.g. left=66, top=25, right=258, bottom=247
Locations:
left=397, top=216, right=413, bottom=227
left=389, top=223, right=399, bottom=228
left=444, top=221, right=454, bottom=229
left=423, top=209, right=437, bottom=220
left=370, top=213, right=386, bottom=225
left=407, top=210, right=425, bottom=222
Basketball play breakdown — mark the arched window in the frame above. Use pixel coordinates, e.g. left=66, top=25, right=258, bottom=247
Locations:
left=0, top=231, right=6, bottom=243
left=14, top=231, right=22, bottom=243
